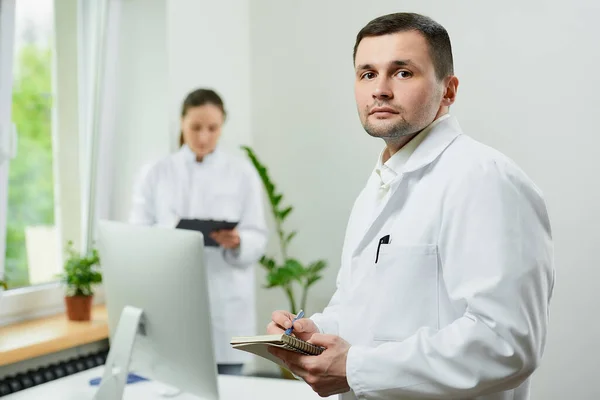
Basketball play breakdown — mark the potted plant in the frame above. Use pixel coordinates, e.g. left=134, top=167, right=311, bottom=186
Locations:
left=241, top=146, right=327, bottom=315
left=0, top=276, right=7, bottom=290
left=58, top=241, right=102, bottom=321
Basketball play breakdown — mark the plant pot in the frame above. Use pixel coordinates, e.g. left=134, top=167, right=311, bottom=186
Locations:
left=65, top=295, right=93, bottom=321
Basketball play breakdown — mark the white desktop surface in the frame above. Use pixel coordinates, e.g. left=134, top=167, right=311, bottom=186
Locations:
left=2, top=366, right=336, bottom=399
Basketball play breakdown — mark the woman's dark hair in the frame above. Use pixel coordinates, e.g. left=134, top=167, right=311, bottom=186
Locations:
left=179, top=88, right=227, bottom=147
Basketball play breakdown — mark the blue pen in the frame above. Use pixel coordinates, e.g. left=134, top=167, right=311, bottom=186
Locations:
left=284, top=310, right=304, bottom=335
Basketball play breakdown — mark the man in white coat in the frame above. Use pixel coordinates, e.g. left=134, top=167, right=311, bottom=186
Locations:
left=267, top=12, right=554, bottom=399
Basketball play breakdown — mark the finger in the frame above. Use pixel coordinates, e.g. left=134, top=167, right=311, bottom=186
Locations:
left=286, top=354, right=314, bottom=371
left=307, top=333, right=337, bottom=349
left=286, top=363, right=308, bottom=379
left=217, top=233, right=236, bottom=243
left=268, top=346, right=297, bottom=364
left=290, top=319, right=318, bottom=341
left=225, top=232, right=240, bottom=241
left=269, top=348, right=311, bottom=376
left=271, top=310, right=294, bottom=329
left=293, top=318, right=317, bottom=333
left=267, top=346, right=283, bottom=358
left=266, top=321, right=285, bottom=334
left=223, top=236, right=239, bottom=244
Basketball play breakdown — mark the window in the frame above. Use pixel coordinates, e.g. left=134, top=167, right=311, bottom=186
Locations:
left=3, top=0, right=58, bottom=290
left=1, top=0, right=113, bottom=323
left=0, top=0, right=85, bottom=323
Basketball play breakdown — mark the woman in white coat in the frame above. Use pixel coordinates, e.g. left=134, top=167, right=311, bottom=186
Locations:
left=129, top=88, right=268, bottom=376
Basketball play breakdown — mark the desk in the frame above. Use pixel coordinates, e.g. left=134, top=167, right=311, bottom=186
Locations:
left=2, top=366, right=335, bottom=399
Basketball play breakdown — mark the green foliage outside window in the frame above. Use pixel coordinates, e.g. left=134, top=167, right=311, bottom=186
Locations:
left=4, top=44, right=54, bottom=289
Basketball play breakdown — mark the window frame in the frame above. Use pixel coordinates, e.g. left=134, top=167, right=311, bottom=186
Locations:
left=0, top=0, right=105, bottom=325
left=0, top=0, right=16, bottom=289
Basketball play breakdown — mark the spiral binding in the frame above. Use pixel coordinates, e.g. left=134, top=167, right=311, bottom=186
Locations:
left=282, top=335, right=324, bottom=355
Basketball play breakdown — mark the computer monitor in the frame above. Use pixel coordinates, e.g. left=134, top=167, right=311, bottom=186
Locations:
left=95, top=220, right=218, bottom=400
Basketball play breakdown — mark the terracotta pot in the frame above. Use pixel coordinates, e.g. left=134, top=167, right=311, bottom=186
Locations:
left=65, top=295, right=93, bottom=321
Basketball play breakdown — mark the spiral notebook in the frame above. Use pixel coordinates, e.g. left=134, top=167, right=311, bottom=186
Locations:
left=230, top=334, right=324, bottom=368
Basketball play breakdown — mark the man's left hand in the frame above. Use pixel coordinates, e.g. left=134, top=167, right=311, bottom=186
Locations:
left=269, top=333, right=351, bottom=397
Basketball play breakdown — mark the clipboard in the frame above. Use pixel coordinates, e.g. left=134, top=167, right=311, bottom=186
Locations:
left=175, top=219, right=238, bottom=247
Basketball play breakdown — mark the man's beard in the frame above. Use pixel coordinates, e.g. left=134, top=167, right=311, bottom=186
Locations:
left=363, top=116, right=417, bottom=139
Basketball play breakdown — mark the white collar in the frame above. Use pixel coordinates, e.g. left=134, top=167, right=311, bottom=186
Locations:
left=179, top=144, right=220, bottom=165
left=375, top=114, right=451, bottom=180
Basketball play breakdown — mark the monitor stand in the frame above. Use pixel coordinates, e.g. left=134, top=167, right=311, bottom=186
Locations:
left=93, top=306, right=144, bottom=400
left=92, top=306, right=204, bottom=399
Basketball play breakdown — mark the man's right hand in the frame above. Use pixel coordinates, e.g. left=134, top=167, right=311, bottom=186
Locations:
left=267, top=310, right=320, bottom=342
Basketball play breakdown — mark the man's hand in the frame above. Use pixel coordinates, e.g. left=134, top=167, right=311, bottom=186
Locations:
left=210, top=229, right=240, bottom=249
left=269, top=334, right=351, bottom=397
left=267, top=310, right=319, bottom=342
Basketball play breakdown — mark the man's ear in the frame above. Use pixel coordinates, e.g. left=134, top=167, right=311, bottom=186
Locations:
left=441, top=76, right=459, bottom=107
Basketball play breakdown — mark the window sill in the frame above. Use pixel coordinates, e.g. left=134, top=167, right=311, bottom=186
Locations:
left=0, top=304, right=108, bottom=367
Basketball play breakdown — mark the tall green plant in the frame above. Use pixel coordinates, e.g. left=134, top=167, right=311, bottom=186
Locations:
left=58, top=241, right=102, bottom=297
left=241, top=146, right=327, bottom=314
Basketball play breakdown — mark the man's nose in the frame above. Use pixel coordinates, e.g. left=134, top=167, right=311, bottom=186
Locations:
left=372, top=77, right=393, bottom=100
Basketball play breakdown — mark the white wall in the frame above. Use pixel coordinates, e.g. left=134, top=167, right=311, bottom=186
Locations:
left=167, top=0, right=252, bottom=155
left=249, top=0, right=600, bottom=398
left=109, top=0, right=170, bottom=222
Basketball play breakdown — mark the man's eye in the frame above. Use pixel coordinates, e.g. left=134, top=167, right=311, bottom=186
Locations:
left=362, top=72, right=376, bottom=80
left=396, top=70, right=412, bottom=79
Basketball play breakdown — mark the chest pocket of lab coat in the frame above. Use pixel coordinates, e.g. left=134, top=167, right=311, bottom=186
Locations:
left=371, top=243, right=439, bottom=342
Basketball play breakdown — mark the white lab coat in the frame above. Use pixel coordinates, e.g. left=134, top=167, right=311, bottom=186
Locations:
left=311, top=116, right=554, bottom=400
left=129, top=145, right=268, bottom=364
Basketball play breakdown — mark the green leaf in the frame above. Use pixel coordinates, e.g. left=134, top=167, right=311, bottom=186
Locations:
left=285, top=231, right=297, bottom=244
left=283, top=258, right=305, bottom=279
left=279, top=206, right=293, bottom=221
left=259, top=256, right=277, bottom=271
left=240, top=145, right=285, bottom=224
left=61, top=241, right=102, bottom=296
left=307, top=260, right=327, bottom=274
left=306, top=275, right=322, bottom=287
left=265, top=267, right=295, bottom=287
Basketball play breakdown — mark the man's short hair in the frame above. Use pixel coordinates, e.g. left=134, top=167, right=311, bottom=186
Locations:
left=353, top=13, right=454, bottom=81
